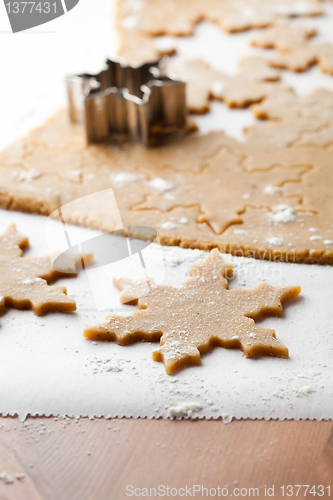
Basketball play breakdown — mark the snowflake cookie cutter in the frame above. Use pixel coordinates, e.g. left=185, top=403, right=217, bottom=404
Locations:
left=66, top=57, right=187, bottom=146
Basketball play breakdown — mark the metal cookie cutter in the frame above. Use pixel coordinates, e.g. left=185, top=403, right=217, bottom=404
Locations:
left=66, top=57, right=187, bottom=146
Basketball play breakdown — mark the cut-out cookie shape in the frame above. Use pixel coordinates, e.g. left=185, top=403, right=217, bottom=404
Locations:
left=252, top=87, right=333, bottom=126
left=118, top=0, right=323, bottom=39
left=0, top=224, right=87, bottom=317
left=272, top=42, right=333, bottom=74
left=251, top=22, right=316, bottom=51
left=166, top=57, right=282, bottom=113
left=252, top=22, right=333, bottom=74
left=84, top=249, right=300, bottom=374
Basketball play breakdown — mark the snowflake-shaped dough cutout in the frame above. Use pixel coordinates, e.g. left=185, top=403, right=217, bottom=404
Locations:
left=0, top=224, right=86, bottom=317
left=84, top=249, right=301, bottom=374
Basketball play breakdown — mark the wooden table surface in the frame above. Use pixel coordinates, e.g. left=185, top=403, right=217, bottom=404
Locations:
left=0, top=418, right=332, bottom=500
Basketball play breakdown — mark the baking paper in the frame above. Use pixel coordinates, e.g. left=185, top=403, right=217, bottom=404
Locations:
left=0, top=210, right=332, bottom=421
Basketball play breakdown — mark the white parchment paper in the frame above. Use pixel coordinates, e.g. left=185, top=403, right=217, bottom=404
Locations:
left=0, top=209, right=332, bottom=421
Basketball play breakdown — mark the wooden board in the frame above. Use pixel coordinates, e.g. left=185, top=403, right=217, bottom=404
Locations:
left=0, top=418, right=332, bottom=499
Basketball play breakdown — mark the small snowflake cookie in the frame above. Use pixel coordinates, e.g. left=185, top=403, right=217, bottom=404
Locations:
left=0, top=224, right=90, bottom=318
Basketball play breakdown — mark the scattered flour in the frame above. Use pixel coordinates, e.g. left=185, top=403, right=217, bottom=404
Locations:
left=22, top=278, right=34, bottom=285
left=105, top=363, right=123, bottom=373
left=148, top=178, right=173, bottom=192
left=71, top=170, right=81, bottom=177
left=88, top=357, right=125, bottom=374
left=111, top=172, right=138, bottom=188
left=221, top=413, right=233, bottom=424
left=12, top=169, right=40, bottom=183
left=160, top=221, right=178, bottom=231
left=296, top=385, right=316, bottom=397
left=270, top=206, right=296, bottom=224
left=263, top=185, right=282, bottom=196
left=169, top=402, right=203, bottom=419
left=163, top=247, right=206, bottom=266
left=266, top=236, right=285, bottom=247
left=0, top=471, right=14, bottom=484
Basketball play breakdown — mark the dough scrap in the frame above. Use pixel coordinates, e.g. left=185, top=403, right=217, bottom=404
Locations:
left=84, top=249, right=301, bottom=374
left=251, top=22, right=333, bottom=74
left=0, top=224, right=85, bottom=317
